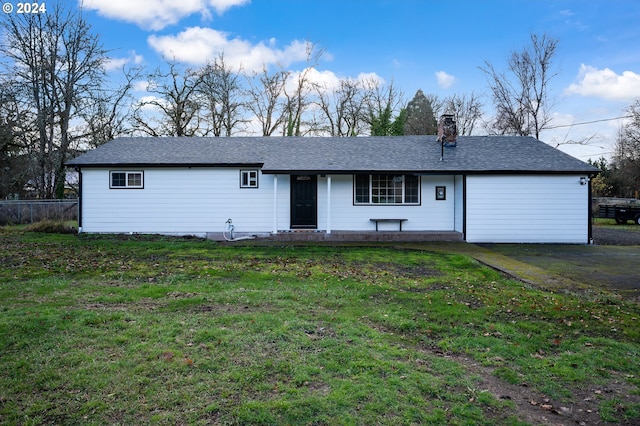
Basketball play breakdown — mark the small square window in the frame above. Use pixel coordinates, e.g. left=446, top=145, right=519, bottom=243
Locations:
left=240, top=170, right=259, bottom=188
left=111, top=172, right=126, bottom=187
left=128, top=173, right=142, bottom=187
left=435, top=186, right=446, bottom=200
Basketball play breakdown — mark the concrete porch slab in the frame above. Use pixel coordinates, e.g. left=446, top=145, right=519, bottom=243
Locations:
left=207, top=230, right=463, bottom=242
left=267, top=231, right=463, bottom=242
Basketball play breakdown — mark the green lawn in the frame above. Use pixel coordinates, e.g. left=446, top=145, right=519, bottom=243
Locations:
left=1, top=228, right=639, bottom=425
left=594, top=217, right=640, bottom=230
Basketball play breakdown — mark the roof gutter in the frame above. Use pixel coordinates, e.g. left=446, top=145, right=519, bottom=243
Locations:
left=65, top=162, right=265, bottom=169
left=260, top=169, right=601, bottom=175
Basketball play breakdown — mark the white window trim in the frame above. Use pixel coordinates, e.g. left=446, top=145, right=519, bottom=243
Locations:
left=110, top=171, right=144, bottom=189
left=354, top=174, right=420, bottom=205
left=240, top=170, right=259, bottom=188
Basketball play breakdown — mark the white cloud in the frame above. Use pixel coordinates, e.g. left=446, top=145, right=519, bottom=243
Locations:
left=356, top=72, right=385, bottom=86
left=133, top=80, right=150, bottom=92
left=287, top=68, right=341, bottom=92
left=281, top=68, right=384, bottom=98
left=565, top=64, right=640, bottom=101
left=81, top=0, right=249, bottom=31
left=104, top=50, right=144, bottom=71
left=135, top=95, right=167, bottom=111
left=435, top=71, right=455, bottom=89
left=148, top=27, right=311, bottom=72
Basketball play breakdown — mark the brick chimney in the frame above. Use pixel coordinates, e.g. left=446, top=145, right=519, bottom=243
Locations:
left=437, top=114, right=457, bottom=147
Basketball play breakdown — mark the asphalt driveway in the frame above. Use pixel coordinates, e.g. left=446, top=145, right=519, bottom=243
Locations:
left=475, top=227, right=640, bottom=301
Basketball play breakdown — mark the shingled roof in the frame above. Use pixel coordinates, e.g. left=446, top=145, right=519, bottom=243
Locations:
left=66, top=136, right=599, bottom=174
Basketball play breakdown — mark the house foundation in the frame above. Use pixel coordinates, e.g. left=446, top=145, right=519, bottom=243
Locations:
left=207, top=231, right=463, bottom=243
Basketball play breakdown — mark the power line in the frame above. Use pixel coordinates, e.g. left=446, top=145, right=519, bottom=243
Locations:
left=545, top=115, right=632, bottom=130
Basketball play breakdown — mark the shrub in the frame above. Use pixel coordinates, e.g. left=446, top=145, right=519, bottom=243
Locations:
left=25, top=220, right=77, bottom=234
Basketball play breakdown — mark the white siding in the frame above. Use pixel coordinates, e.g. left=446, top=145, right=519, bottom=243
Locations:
left=81, top=169, right=465, bottom=235
left=80, top=168, right=275, bottom=236
left=317, top=175, right=456, bottom=232
left=454, top=175, right=464, bottom=233
left=275, top=174, right=291, bottom=231
left=465, top=175, right=590, bottom=243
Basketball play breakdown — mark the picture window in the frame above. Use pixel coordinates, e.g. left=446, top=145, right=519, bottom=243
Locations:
left=354, top=174, right=420, bottom=205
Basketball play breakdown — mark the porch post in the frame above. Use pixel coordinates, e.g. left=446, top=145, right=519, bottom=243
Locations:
left=272, top=174, right=278, bottom=234
left=326, top=175, right=332, bottom=234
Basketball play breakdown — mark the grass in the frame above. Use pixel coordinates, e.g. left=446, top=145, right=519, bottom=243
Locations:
left=593, top=217, right=640, bottom=230
left=23, top=220, right=78, bottom=234
left=1, top=228, right=639, bottom=425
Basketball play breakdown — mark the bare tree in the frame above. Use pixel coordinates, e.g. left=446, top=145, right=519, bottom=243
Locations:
left=623, top=100, right=640, bottom=145
left=424, top=93, right=444, bottom=119
left=611, top=100, right=640, bottom=197
left=244, top=43, right=324, bottom=137
left=133, top=59, right=204, bottom=137
left=245, top=66, right=289, bottom=136
left=283, top=66, right=315, bottom=136
left=365, top=79, right=404, bottom=136
left=198, top=55, right=246, bottom=137
left=0, top=80, right=30, bottom=156
left=480, top=33, right=558, bottom=139
left=1, top=4, right=107, bottom=198
left=442, top=92, right=483, bottom=136
left=0, top=79, right=35, bottom=198
left=281, top=42, right=323, bottom=136
left=80, top=65, right=141, bottom=148
left=315, top=78, right=368, bottom=137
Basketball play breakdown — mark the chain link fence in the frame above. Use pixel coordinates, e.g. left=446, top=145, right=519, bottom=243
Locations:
left=0, top=200, right=78, bottom=225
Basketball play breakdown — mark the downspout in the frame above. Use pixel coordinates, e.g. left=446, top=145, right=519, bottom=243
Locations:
left=588, top=175, right=593, bottom=244
left=273, top=175, right=278, bottom=234
left=326, top=175, right=332, bottom=234
left=453, top=174, right=456, bottom=231
left=76, top=167, right=82, bottom=232
left=462, top=175, right=467, bottom=241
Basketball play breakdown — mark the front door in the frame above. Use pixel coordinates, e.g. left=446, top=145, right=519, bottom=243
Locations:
left=290, top=175, right=317, bottom=228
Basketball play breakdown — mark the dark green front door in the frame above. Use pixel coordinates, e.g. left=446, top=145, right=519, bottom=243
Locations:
left=290, top=175, right=317, bottom=228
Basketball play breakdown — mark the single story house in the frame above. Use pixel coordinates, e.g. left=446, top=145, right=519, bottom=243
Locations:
left=66, top=131, right=599, bottom=243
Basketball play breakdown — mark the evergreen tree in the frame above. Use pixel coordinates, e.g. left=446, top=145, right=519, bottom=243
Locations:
left=390, top=108, right=407, bottom=136
left=369, top=104, right=393, bottom=136
left=403, top=89, right=437, bottom=135
left=366, top=80, right=403, bottom=136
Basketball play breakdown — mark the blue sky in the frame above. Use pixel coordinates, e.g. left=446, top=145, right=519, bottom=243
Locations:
left=59, top=1, right=640, bottom=159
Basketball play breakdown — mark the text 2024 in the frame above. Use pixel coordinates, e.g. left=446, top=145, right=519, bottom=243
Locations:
left=17, top=3, right=47, bottom=14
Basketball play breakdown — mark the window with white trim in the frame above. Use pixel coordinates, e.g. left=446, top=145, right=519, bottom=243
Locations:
left=354, top=174, right=420, bottom=205
left=240, top=170, right=259, bottom=188
left=110, top=171, right=143, bottom=189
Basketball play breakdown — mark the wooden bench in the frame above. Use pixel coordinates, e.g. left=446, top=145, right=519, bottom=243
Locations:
left=370, top=218, right=408, bottom=231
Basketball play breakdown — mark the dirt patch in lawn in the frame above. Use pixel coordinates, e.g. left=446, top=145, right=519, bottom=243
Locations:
left=434, top=347, right=640, bottom=426
left=370, top=261, right=443, bottom=279
left=371, top=321, right=640, bottom=426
